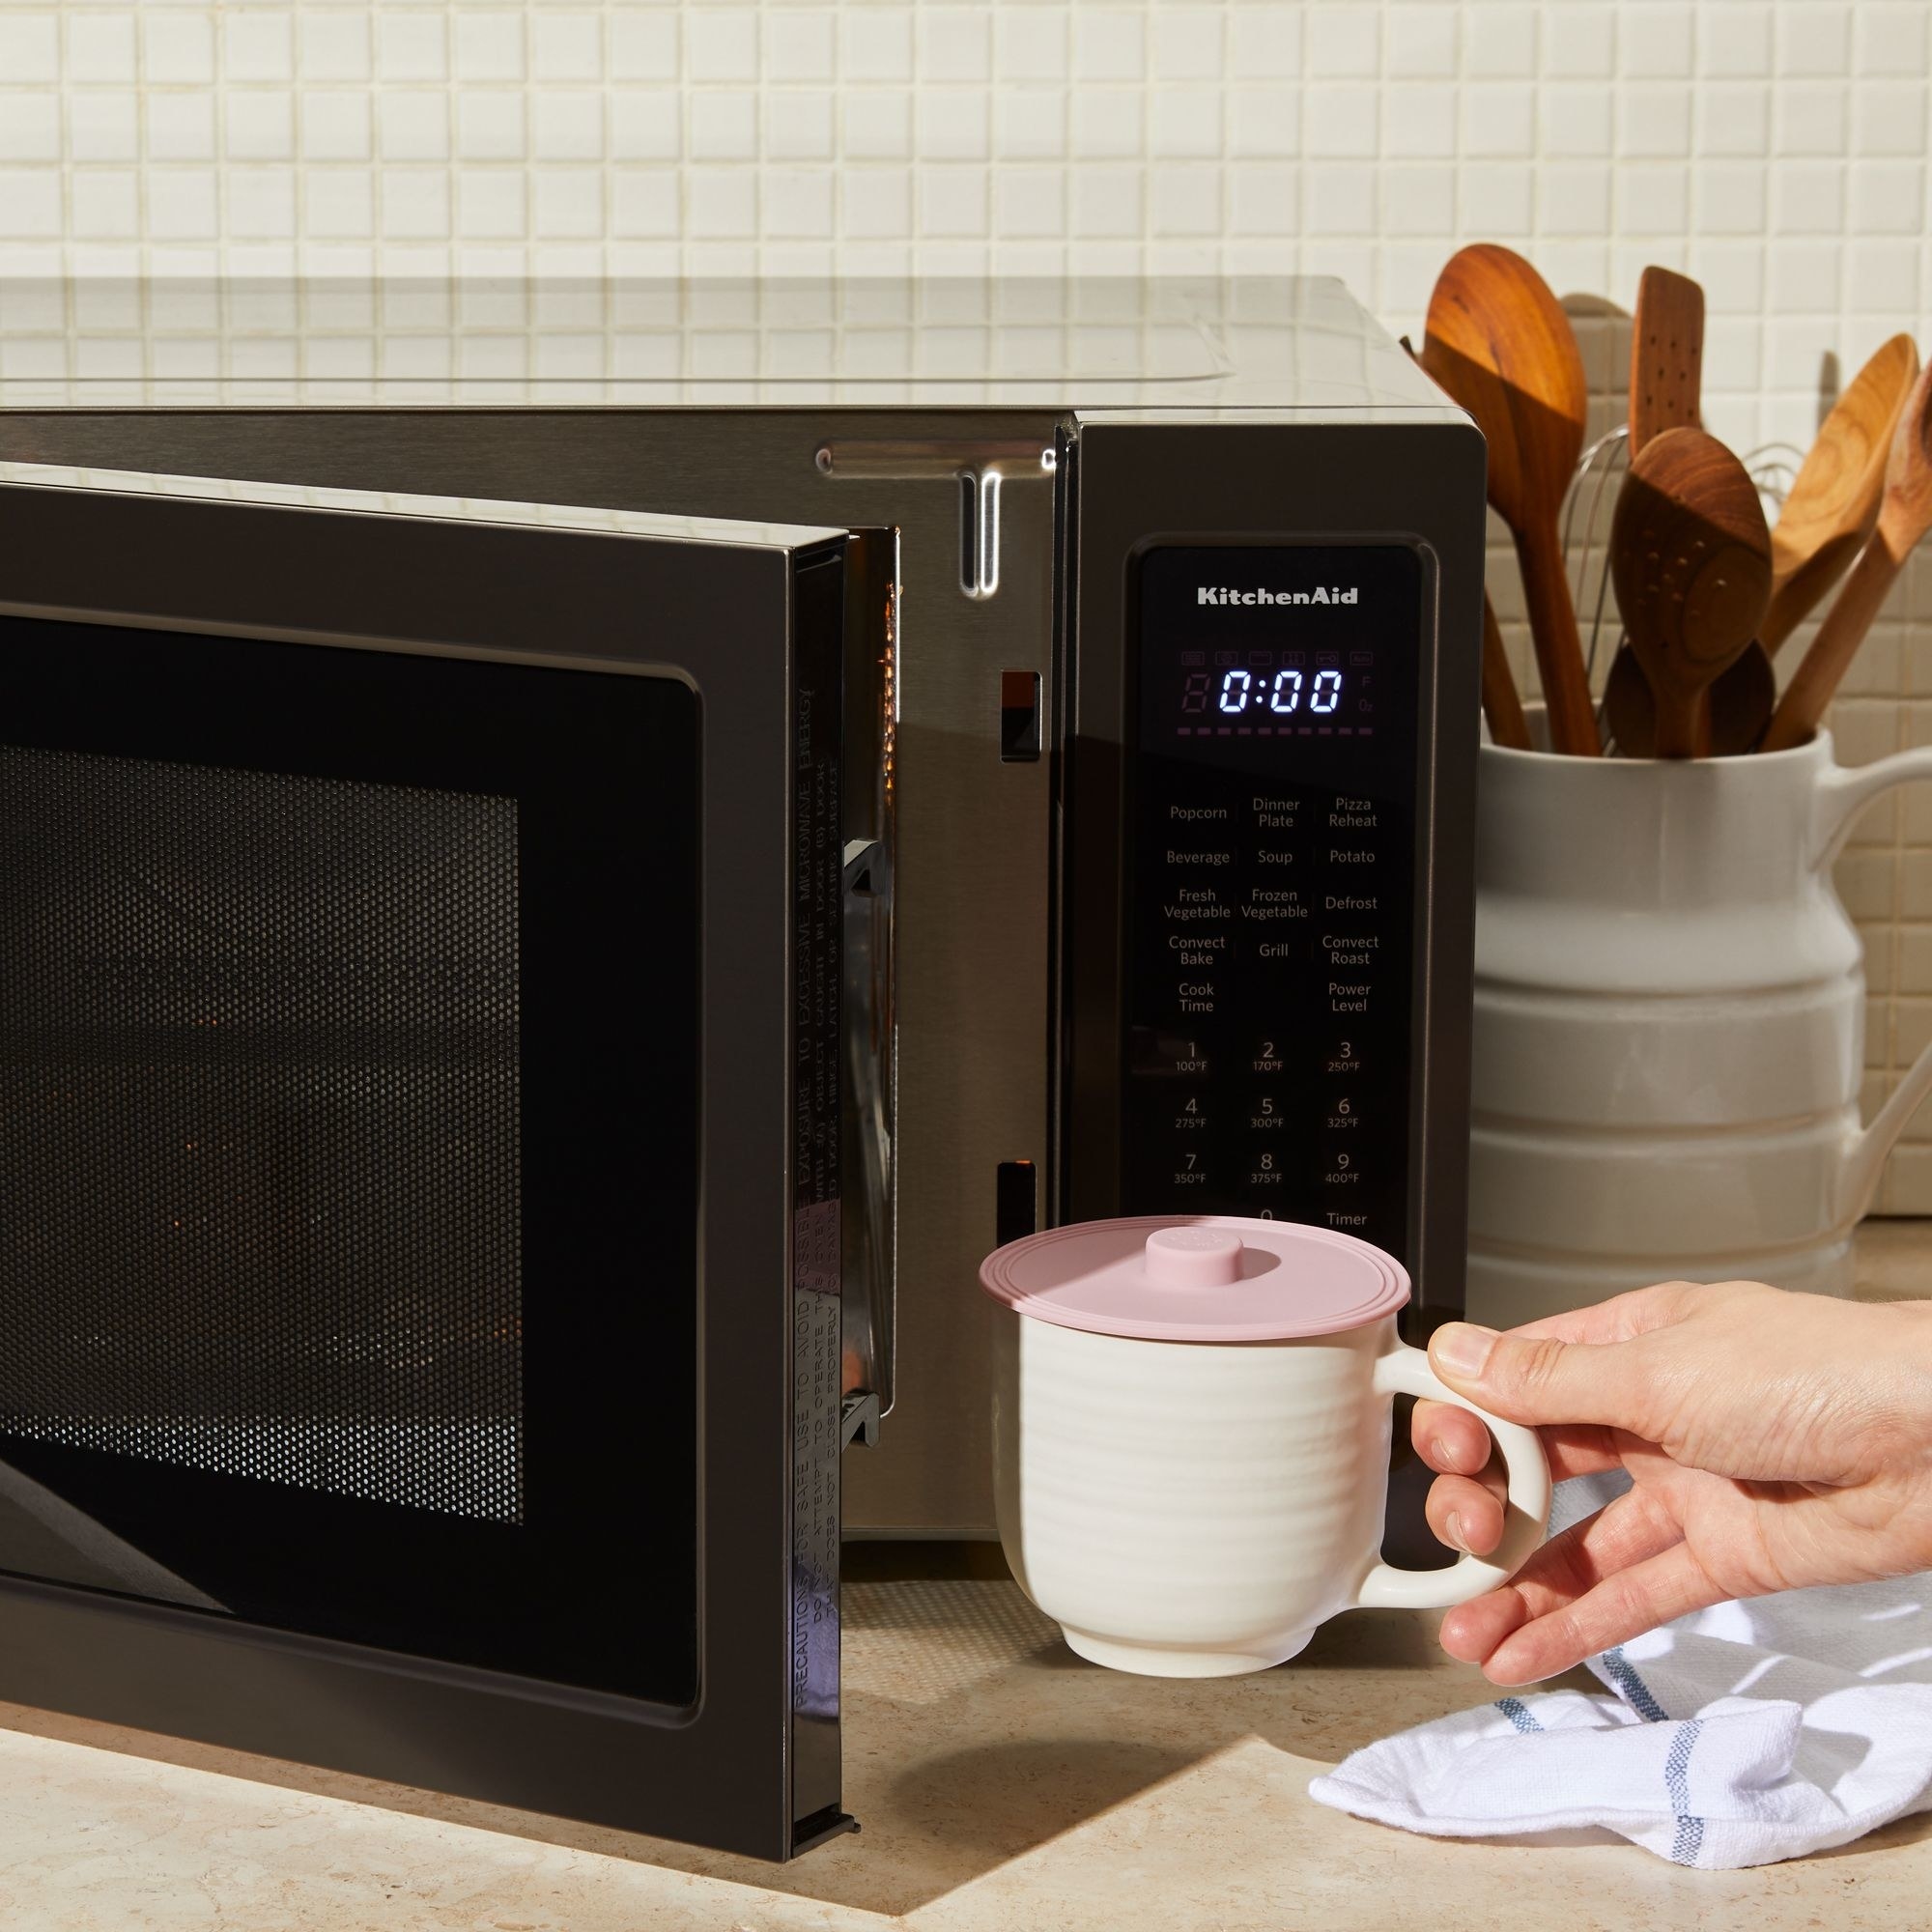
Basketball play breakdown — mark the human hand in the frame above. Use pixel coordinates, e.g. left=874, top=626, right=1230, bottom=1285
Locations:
left=1411, top=1280, right=1932, bottom=1685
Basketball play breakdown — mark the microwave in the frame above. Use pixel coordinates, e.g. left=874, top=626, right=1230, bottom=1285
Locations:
left=0, top=275, right=1486, bottom=1858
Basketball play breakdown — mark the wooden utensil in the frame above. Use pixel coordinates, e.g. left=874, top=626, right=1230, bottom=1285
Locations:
left=1611, top=428, right=1774, bottom=758
left=1602, top=634, right=1774, bottom=756
left=1422, top=245, right=1598, bottom=755
left=1764, top=355, right=1932, bottom=753
left=1761, top=332, right=1920, bottom=655
left=1606, top=264, right=1743, bottom=753
left=1402, top=329, right=1534, bottom=751
left=1629, top=266, right=1704, bottom=456
left=1481, top=593, right=1532, bottom=750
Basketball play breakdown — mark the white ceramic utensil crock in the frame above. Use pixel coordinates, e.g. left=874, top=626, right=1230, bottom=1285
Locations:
left=1469, top=717, right=1932, bottom=1329
left=980, top=1215, right=1552, bottom=1679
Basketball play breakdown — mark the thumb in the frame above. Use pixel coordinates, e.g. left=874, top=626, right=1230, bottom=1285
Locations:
left=1428, top=1321, right=1648, bottom=1433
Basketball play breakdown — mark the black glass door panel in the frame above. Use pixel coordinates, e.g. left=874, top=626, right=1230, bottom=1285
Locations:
left=0, top=617, right=699, bottom=1704
left=1123, top=545, right=1422, bottom=1261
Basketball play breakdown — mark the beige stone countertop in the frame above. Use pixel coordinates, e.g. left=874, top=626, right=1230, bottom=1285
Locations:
left=2, top=1228, right=1930, bottom=1932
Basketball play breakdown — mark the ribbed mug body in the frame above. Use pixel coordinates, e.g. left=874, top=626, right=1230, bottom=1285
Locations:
left=991, top=1306, right=1393, bottom=1677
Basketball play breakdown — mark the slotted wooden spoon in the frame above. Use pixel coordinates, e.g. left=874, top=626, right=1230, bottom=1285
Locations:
left=1422, top=245, right=1598, bottom=754
left=1606, top=266, right=1773, bottom=753
left=1764, top=355, right=1932, bottom=753
left=1761, top=332, right=1920, bottom=655
left=1611, top=428, right=1774, bottom=758
left=1629, top=266, right=1704, bottom=456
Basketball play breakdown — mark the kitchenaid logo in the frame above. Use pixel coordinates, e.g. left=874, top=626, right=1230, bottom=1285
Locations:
left=1196, top=585, right=1359, bottom=606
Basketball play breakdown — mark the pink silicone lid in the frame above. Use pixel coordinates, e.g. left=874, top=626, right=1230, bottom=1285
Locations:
left=978, top=1214, right=1409, bottom=1342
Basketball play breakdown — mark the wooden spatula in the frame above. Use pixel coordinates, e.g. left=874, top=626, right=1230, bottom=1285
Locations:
left=1611, top=428, right=1773, bottom=758
left=1629, top=266, right=1704, bottom=456
left=1422, top=245, right=1598, bottom=755
left=1761, top=333, right=1920, bottom=655
left=1403, top=329, right=1532, bottom=752
left=1764, top=354, right=1932, bottom=753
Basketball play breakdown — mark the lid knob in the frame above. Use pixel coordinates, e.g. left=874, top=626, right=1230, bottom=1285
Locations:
left=1144, top=1226, right=1246, bottom=1289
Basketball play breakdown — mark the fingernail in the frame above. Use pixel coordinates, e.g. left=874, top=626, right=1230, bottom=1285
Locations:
left=1432, top=1322, right=1499, bottom=1380
left=1445, top=1512, right=1470, bottom=1552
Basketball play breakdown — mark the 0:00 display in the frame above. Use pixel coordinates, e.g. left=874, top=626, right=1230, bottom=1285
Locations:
left=1182, top=668, right=1346, bottom=717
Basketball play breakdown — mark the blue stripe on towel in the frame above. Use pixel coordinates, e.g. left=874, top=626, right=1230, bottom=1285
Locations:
left=1599, top=1645, right=1669, bottom=1720
left=1601, top=1645, right=1705, bottom=1865
left=1495, top=1695, right=1543, bottom=1733
left=1665, top=1721, right=1706, bottom=1865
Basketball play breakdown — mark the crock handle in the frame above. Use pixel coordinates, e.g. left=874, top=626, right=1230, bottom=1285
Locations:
left=1352, top=1343, right=1552, bottom=1611
left=1812, top=747, right=1932, bottom=1221
left=1811, top=745, right=1932, bottom=868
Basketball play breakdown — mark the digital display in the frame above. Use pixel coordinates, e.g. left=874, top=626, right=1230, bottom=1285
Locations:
left=1193, top=666, right=1349, bottom=716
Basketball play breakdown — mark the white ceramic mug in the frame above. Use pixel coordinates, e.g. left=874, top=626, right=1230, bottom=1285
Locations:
left=981, top=1216, right=1551, bottom=1679
left=1468, top=712, right=1932, bottom=1329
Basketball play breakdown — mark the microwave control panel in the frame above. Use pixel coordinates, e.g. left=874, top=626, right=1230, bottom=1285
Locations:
left=1122, top=543, right=1422, bottom=1259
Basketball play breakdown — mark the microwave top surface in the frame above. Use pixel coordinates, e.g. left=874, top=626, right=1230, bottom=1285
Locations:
left=0, top=273, right=1455, bottom=417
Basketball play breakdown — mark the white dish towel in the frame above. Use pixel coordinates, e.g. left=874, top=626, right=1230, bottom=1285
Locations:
left=1309, top=1473, right=1932, bottom=1867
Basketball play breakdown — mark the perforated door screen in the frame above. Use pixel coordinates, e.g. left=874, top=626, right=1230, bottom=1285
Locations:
left=0, top=742, right=525, bottom=1522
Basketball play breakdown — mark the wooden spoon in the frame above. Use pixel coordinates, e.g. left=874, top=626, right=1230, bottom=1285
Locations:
left=1422, top=245, right=1598, bottom=755
left=1761, top=332, right=1920, bottom=655
left=1603, top=634, right=1774, bottom=756
left=1611, top=428, right=1774, bottom=758
left=1629, top=266, right=1704, bottom=456
left=1764, top=354, right=1932, bottom=753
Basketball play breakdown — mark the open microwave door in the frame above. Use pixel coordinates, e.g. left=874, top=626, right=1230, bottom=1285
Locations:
left=0, top=462, right=851, bottom=1860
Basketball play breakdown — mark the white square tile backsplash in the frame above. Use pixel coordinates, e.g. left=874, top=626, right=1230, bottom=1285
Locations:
left=4, top=0, right=1932, bottom=1203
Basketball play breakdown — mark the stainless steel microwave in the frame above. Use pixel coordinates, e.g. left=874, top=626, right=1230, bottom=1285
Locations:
left=0, top=275, right=1487, bottom=1858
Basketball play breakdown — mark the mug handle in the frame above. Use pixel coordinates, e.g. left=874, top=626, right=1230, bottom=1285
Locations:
left=1351, top=1341, right=1552, bottom=1611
